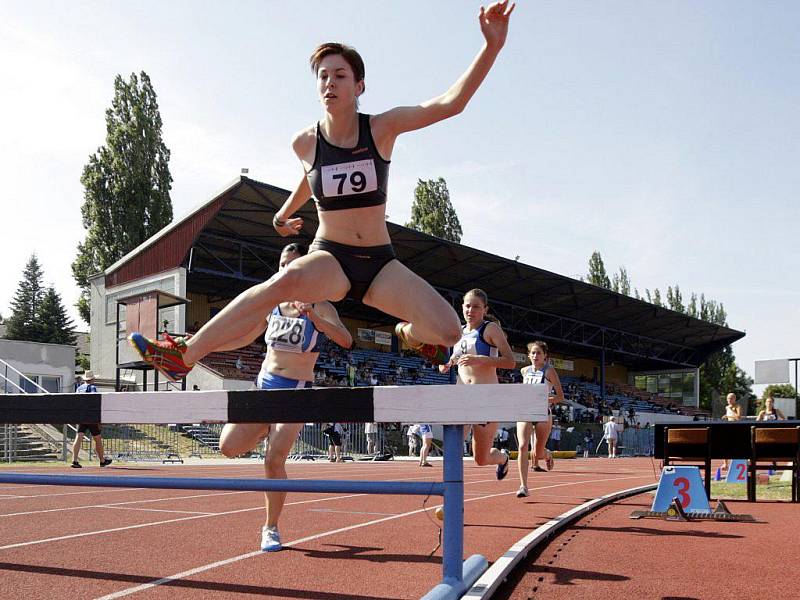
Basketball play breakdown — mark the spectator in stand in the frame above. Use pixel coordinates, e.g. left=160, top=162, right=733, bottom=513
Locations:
left=720, top=392, right=743, bottom=471
left=71, top=371, right=112, bottom=469
left=757, top=394, right=785, bottom=421
left=369, top=372, right=379, bottom=386
left=603, top=416, right=619, bottom=458
left=216, top=243, right=353, bottom=552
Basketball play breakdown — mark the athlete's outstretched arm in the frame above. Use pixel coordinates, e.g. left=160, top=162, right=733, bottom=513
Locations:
left=296, top=301, right=353, bottom=349
left=377, top=1, right=515, bottom=136
left=273, top=174, right=312, bottom=237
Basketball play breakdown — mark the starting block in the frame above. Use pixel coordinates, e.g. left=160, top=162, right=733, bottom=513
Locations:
left=725, top=459, right=748, bottom=483
left=631, top=498, right=755, bottom=522
left=651, top=466, right=711, bottom=513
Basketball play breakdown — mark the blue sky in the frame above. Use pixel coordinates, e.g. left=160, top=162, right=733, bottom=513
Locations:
left=1, top=1, right=798, bottom=393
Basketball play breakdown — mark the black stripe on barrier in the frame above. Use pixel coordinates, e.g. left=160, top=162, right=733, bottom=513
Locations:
left=0, top=393, right=102, bottom=424
left=227, top=387, right=375, bottom=423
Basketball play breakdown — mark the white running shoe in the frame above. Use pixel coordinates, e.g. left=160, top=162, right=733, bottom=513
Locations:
left=516, top=486, right=529, bottom=498
left=260, top=526, right=282, bottom=552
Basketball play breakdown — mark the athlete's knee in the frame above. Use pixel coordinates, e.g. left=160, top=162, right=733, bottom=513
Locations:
left=265, top=455, right=288, bottom=478
left=440, top=316, right=462, bottom=347
left=219, top=439, right=239, bottom=458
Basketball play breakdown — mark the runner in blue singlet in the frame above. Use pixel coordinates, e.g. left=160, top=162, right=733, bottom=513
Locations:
left=218, top=243, right=352, bottom=552
left=440, top=289, right=516, bottom=479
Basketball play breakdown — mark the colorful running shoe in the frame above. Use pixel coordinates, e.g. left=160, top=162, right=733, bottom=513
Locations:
left=261, top=526, right=282, bottom=552
left=516, top=485, right=529, bottom=498
left=394, top=322, right=449, bottom=366
left=128, top=332, right=193, bottom=382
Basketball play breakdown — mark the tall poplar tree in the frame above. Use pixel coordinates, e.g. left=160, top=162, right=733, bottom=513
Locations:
left=406, top=178, right=463, bottom=243
left=586, top=251, right=611, bottom=289
left=72, top=71, right=174, bottom=323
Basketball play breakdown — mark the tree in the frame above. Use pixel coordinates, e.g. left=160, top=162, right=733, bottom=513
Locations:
left=406, top=178, right=462, bottom=242
left=39, top=287, right=77, bottom=346
left=645, top=288, right=663, bottom=307
left=72, top=71, right=174, bottom=323
left=763, top=383, right=797, bottom=400
left=586, top=251, right=611, bottom=289
left=666, top=285, right=684, bottom=313
left=6, top=255, right=46, bottom=342
left=611, top=266, right=631, bottom=295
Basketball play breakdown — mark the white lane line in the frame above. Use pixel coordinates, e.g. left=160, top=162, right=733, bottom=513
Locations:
left=94, top=474, right=653, bottom=599
left=0, top=491, right=250, bottom=518
left=0, top=492, right=367, bottom=551
left=308, top=508, right=398, bottom=516
left=0, top=488, right=145, bottom=501
left=99, top=506, right=214, bottom=516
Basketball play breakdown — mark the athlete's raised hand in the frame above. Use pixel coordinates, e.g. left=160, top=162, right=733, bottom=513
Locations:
left=479, top=0, right=515, bottom=50
left=274, top=216, right=303, bottom=237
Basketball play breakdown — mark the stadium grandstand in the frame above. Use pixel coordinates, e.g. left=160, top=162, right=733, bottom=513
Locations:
left=87, top=175, right=744, bottom=429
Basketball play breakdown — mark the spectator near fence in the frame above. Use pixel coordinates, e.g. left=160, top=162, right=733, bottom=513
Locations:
left=71, top=371, right=112, bottom=469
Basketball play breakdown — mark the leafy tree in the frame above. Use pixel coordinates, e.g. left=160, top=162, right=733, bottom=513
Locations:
left=72, top=71, right=173, bottom=323
left=763, top=383, right=797, bottom=399
left=611, top=266, right=631, bottom=296
left=686, top=293, right=698, bottom=318
left=6, top=255, right=46, bottom=342
left=666, top=285, right=684, bottom=313
left=39, top=287, right=77, bottom=346
left=645, top=288, right=663, bottom=306
left=586, top=251, right=611, bottom=289
left=406, top=178, right=462, bottom=242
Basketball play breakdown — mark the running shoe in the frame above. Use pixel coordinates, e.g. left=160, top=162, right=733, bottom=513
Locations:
left=100, top=458, right=112, bottom=467
left=496, top=450, right=510, bottom=480
left=394, top=322, right=449, bottom=365
left=261, top=526, right=282, bottom=552
left=71, top=461, right=82, bottom=468
left=532, top=465, right=546, bottom=472
left=128, top=332, right=193, bottom=382
left=516, top=486, right=529, bottom=498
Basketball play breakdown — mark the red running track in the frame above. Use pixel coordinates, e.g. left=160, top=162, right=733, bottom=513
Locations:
left=0, top=458, right=659, bottom=599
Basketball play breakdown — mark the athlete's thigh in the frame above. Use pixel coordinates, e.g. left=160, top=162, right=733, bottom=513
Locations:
left=266, top=423, right=304, bottom=461
left=220, top=423, right=270, bottom=453
left=362, top=259, right=457, bottom=325
left=271, top=250, right=350, bottom=303
left=471, top=422, right=498, bottom=449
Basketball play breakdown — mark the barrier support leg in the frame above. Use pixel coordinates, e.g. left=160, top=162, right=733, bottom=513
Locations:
left=422, top=424, right=488, bottom=600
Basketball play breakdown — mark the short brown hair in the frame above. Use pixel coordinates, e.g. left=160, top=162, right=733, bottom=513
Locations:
left=309, top=43, right=365, bottom=82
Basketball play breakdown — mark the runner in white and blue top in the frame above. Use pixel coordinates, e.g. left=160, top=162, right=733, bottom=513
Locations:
left=217, top=243, right=353, bottom=553
left=440, top=289, right=516, bottom=480
left=515, top=340, right=565, bottom=498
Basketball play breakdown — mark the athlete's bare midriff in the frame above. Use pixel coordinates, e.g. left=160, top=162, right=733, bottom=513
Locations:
left=316, top=204, right=392, bottom=246
left=457, top=364, right=499, bottom=386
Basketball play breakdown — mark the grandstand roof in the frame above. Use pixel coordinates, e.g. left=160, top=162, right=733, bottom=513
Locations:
left=104, top=176, right=744, bottom=368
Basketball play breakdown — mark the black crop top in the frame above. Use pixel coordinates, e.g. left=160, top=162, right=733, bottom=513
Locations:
left=306, top=113, right=390, bottom=212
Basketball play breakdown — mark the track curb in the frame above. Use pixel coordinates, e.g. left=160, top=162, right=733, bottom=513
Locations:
left=461, top=481, right=658, bottom=599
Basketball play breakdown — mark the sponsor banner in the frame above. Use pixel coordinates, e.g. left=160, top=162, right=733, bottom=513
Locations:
left=357, top=328, right=375, bottom=342
left=551, top=358, right=574, bottom=371
left=374, top=330, right=392, bottom=346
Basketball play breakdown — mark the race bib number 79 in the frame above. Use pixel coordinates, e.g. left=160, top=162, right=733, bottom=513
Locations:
left=321, top=159, right=378, bottom=197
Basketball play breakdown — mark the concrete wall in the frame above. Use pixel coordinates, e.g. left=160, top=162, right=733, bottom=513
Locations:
left=0, top=339, right=76, bottom=393
left=90, top=267, right=187, bottom=383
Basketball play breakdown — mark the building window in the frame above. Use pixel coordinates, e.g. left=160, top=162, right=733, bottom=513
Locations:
left=20, top=375, right=62, bottom=393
